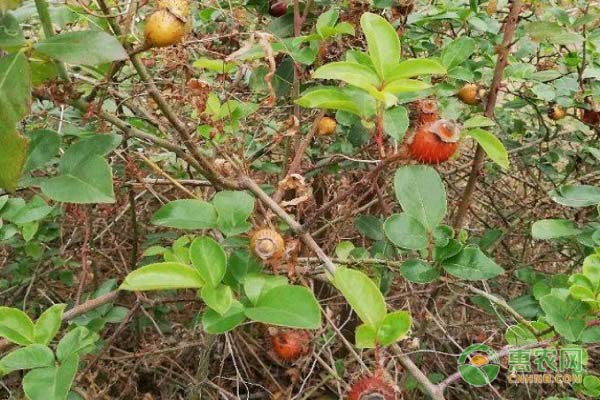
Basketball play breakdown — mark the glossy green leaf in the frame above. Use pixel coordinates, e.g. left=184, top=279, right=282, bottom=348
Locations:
left=201, top=285, right=233, bottom=315
left=387, top=59, right=445, bottom=79
left=202, top=300, right=246, bottom=334
left=243, top=273, right=288, bottom=305
left=441, top=37, right=476, bottom=69
left=151, top=199, right=217, bottom=230
left=193, top=57, right=236, bottom=73
left=244, top=285, right=321, bottom=329
left=34, top=303, right=65, bottom=345
left=383, top=79, right=430, bottom=95
left=355, top=323, right=376, bottom=348
left=212, top=191, right=254, bottom=236
left=332, top=267, right=386, bottom=328
left=442, top=247, right=505, bottom=281
left=393, top=166, right=446, bottom=230
left=463, top=116, right=495, bottom=129
left=190, top=236, right=226, bottom=287
left=56, top=326, right=99, bottom=361
left=0, top=344, right=54, bottom=375
left=468, top=128, right=509, bottom=170
left=0, top=306, right=34, bottom=345
left=35, top=30, right=127, bottom=65
left=316, top=8, right=338, bottom=37
left=295, top=87, right=361, bottom=116
left=376, top=310, right=411, bottom=346
left=313, top=61, right=381, bottom=93
left=383, top=105, right=409, bottom=141
left=360, top=12, right=399, bottom=80
left=384, top=213, right=428, bottom=250
left=400, top=259, right=440, bottom=284
left=23, top=354, right=79, bottom=400
left=120, top=262, right=204, bottom=291
left=531, top=219, right=581, bottom=239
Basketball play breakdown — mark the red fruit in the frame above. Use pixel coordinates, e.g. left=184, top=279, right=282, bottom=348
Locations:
left=269, top=0, right=287, bottom=17
left=347, top=374, right=396, bottom=400
left=270, top=329, right=310, bottom=361
left=408, top=119, right=460, bottom=164
left=582, top=109, right=600, bottom=125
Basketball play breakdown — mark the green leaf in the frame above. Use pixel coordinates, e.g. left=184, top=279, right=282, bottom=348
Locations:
left=383, top=105, right=409, bottom=141
left=387, top=59, right=445, bottom=79
left=23, top=354, right=78, bottom=400
left=393, top=165, right=447, bottom=230
left=583, top=375, right=600, bottom=397
left=0, top=345, right=54, bottom=375
left=442, top=247, right=505, bottom=281
left=383, top=79, right=430, bottom=95
left=244, top=285, right=321, bottom=329
left=201, top=285, right=233, bottom=315
left=212, top=191, right=254, bottom=236
left=295, top=87, right=362, bottom=116
left=34, top=304, right=65, bottom=345
left=24, top=130, right=60, bottom=172
left=400, top=259, right=440, bottom=284
left=193, top=57, right=236, bottom=73
left=243, top=273, right=288, bottom=305
left=441, top=37, right=476, bottom=69
left=4, top=195, right=52, bottom=225
left=189, top=236, right=226, bottom=287
left=0, top=12, right=25, bottom=48
left=463, top=116, right=495, bottom=129
left=35, top=30, right=127, bottom=65
left=56, top=326, right=99, bottom=361
left=0, top=131, right=29, bottom=192
left=355, top=323, right=376, bottom=348
left=151, top=199, right=217, bottom=230
left=120, top=262, right=204, bottom=291
left=316, top=8, right=338, bottom=37
left=467, top=128, right=509, bottom=169
left=376, top=310, right=411, bottom=346
left=40, top=156, right=115, bottom=203
left=313, top=61, right=381, bottom=94
left=202, top=300, right=246, bottom=334
left=360, top=12, right=399, bottom=80
left=0, top=306, right=34, bottom=345
left=353, top=215, right=384, bottom=241
left=532, top=219, right=581, bottom=239
left=540, top=294, right=590, bottom=342
left=58, top=134, right=121, bottom=173
left=525, top=21, right=582, bottom=45
left=384, top=213, right=428, bottom=250
left=332, top=267, right=386, bottom=328
left=549, top=185, right=600, bottom=208
left=0, top=52, right=31, bottom=129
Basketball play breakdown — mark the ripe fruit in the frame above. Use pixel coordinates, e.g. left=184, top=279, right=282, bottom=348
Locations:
left=347, top=373, right=396, bottom=400
left=270, top=329, right=310, bottom=361
left=157, top=0, right=190, bottom=19
left=548, top=104, right=566, bottom=121
left=582, top=109, right=600, bottom=125
left=269, top=0, right=287, bottom=17
left=250, top=228, right=285, bottom=260
left=144, top=9, right=186, bottom=48
left=457, top=83, right=486, bottom=106
left=317, top=116, right=337, bottom=136
left=407, top=119, right=460, bottom=164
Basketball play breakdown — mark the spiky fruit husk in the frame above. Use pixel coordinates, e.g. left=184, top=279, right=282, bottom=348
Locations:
left=317, top=116, right=337, bottom=136
left=269, top=0, right=287, bottom=17
left=548, top=105, right=566, bottom=121
left=145, top=10, right=186, bottom=48
left=250, top=228, right=285, bottom=260
left=157, top=0, right=190, bottom=19
left=408, top=121, right=459, bottom=164
left=347, top=374, right=396, bottom=400
left=457, top=83, right=480, bottom=105
left=270, top=329, right=310, bottom=361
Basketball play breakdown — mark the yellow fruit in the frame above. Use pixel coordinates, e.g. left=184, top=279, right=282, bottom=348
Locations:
left=470, top=354, right=489, bottom=367
left=145, top=10, right=186, bottom=48
left=548, top=105, right=566, bottom=121
left=458, top=83, right=484, bottom=106
left=486, top=0, right=497, bottom=15
left=317, top=116, right=337, bottom=136
left=157, top=0, right=190, bottom=19
left=250, top=228, right=285, bottom=260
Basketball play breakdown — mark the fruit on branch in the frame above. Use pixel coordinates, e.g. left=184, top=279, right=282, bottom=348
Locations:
left=548, top=104, right=566, bottom=121
left=347, top=373, right=396, bottom=400
left=250, top=228, right=285, bottom=260
left=457, top=83, right=486, bottom=106
left=407, top=119, right=460, bottom=164
left=269, top=328, right=310, bottom=361
left=317, top=116, right=337, bottom=136
left=486, top=0, right=497, bottom=15
left=269, top=0, right=287, bottom=17
left=157, top=0, right=190, bottom=19
left=582, top=109, right=600, bottom=125
left=411, top=99, right=439, bottom=125
left=145, top=9, right=186, bottom=48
